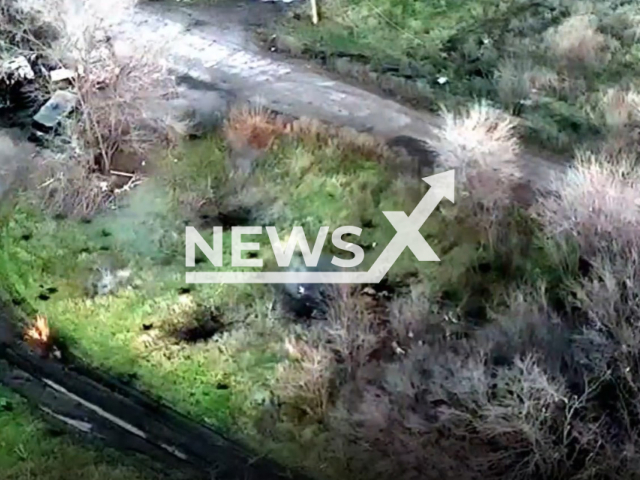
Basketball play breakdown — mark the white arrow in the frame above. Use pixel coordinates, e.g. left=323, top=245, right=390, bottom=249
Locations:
left=186, top=170, right=455, bottom=284
left=366, top=169, right=455, bottom=282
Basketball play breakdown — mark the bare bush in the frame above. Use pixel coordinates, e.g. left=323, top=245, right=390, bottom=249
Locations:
left=545, top=15, right=610, bottom=69
left=535, top=151, right=640, bottom=256
left=32, top=147, right=111, bottom=218
left=275, top=336, right=335, bottom=422
left=329, top=339, right=586, bottom=480
left=322, top=285, right=382, bottom=380
left=323, top=281, right=623, bottom=480
left=0, top=0, right=61, bottom=55
left=430, top=101, right=522, bottom=227
left=71, top=36, right=174, bottom=173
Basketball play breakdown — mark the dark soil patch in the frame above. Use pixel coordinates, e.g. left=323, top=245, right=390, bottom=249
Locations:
left=385, top=135, right=438, bottom=177
left=171, top=307, right=225, bottom=344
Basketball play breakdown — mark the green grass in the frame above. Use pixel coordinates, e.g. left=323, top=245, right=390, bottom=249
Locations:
left=0, top=129, right=579, bottom=477
left=269, top=0, right=640, bottom=153
left=0, top=387, right=169, bottom=480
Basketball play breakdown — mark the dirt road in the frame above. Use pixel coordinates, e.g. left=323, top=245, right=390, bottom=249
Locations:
left=112, top=0, right=568, bottom=185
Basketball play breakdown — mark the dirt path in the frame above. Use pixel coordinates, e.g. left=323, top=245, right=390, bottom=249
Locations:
left=112, top=0, right=569, bottom=185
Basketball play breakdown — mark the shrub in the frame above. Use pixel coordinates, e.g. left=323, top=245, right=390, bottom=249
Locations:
left=275, top=336, right=335, bottom=422
left=534, top=151, right=640, bottom=256
left=429, top=101, right=522, bottom=232
left=545, top=14, right=610, bottom=70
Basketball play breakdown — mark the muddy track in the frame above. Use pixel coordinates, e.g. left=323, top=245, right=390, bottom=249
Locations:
left=0, top=302, right=314, bottom=480
left=112, top=0, right=569, bottom=187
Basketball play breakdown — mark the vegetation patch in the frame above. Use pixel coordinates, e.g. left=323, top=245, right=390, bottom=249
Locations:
left=265, top=0, right=640, bottom=154
left=4, top=1, right=640, bottom=479
left=0, top=386, right=173, bottom=480
left=1, top=101, right=631, bottom=480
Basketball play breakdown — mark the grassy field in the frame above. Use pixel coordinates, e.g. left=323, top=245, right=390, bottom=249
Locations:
left=3, top=0, right=640, bottom=479
left=269, top=0, right=640, bottom=154
left=3, top=103, right=638, bottom=480
left=0, top=387, right=170, bottom=480
left=0, top=113, right=477, bottom=474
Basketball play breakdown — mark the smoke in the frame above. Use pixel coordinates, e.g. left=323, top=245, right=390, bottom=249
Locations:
left=0, top=131, right=33, bottom=207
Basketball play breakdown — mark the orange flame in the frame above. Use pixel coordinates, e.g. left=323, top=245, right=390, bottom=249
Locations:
left=24, top=314, right=50, bottom=345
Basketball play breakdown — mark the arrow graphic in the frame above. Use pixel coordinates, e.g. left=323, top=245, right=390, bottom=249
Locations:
left=366, top=169, right=455, bottom=282
left=185, top=170, right=455, bottom=284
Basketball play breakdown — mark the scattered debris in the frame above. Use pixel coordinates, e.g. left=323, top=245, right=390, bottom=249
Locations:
left=89, top=267, right=132, bottom=297
left=0, top=56, right=41, bottom=127
left=49, top=68, right=75, bottom=84
left=113, top=174, right=144, bottom=196
left=32, top=90, right=78, bottom=133
left=1, top=56, right=35, bottom=84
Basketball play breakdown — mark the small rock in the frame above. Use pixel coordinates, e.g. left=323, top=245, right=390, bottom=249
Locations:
left=32, top=90, right=78, bottom=132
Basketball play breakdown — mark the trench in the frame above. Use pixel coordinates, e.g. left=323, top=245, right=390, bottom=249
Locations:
left=0, top=299, right=312, bottom=480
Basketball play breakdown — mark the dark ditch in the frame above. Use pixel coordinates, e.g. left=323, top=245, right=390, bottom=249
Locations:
left=0, top=299, right=314, bottom=480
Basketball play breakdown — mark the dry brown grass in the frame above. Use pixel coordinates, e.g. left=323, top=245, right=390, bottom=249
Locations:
left=596, top=87, right=640, bottom=131
left=224, top=104, right=392, bottom=161
left=224, top=104, right=287, bottom=151
left=535, top=151, right=640, bottom=256
left=33, top=147, right=112, bottom=218
left=286, top=117, right=391, bottom=160
left=544, top=14, right=610, bottom=69
left=429, top=101, right=522, bottom=226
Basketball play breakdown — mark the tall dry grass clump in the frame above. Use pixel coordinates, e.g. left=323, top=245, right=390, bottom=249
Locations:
left=224, top=104, right=287, bottom=151
left=429, top=101, right=522, bottom=227
left=275, top=336, right=335, bottom=422
left=535, top=151, right=640, bottom=256
left=590, top=87, right=640, bottom=164
left=545, top=14, right=610, bottom=69
left=597, top=87, right=640, bottom=131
